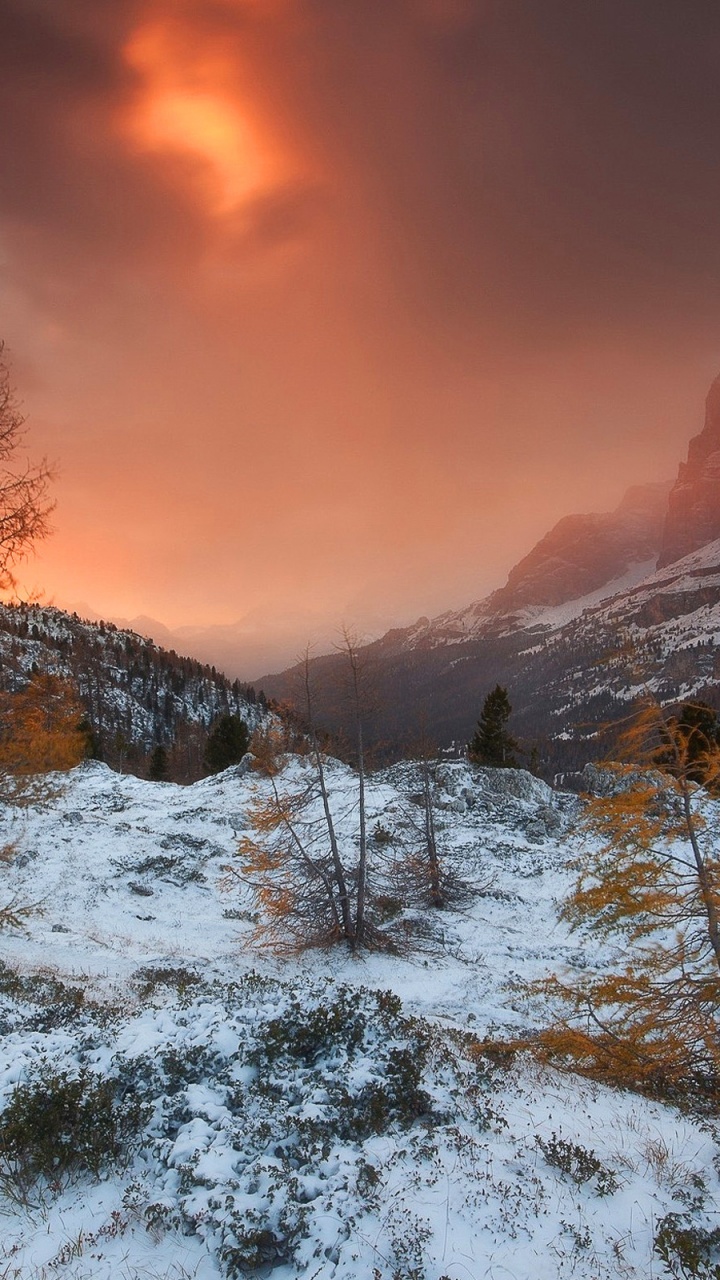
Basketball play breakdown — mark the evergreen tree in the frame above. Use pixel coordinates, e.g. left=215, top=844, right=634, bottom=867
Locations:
left=148, top=743, right=168, bottom=781
left=468, top=685, right=518, bottom=767
left=204, top=714, right=250, bottom=774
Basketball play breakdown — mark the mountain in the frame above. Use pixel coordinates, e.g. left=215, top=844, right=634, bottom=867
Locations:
left=0, top=602, right=265, bottom=779
left=261, top=378, right=720, bottom=775
left=54, top=602, right=340, bottom=682
left=659, top=372, right=720, bottom=566
left=488, top=481, right=671, bottom=613
left=259, top=482, right=683, bottom=769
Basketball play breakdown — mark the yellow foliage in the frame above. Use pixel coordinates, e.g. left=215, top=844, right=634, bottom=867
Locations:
left=0, top=673, right=87, bottom=804
left=247, top=722, right=295, bottom=777
left=232, top=764, right=347, bottom=954
left=537, top=696, right=720, bottom=1092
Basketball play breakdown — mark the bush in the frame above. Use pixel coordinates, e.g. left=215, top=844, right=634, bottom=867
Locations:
left=654, top=1213, right=720, bottom=1279
left=250, top=989, right=434, bottom=1142
left=0, top=1068, right=147, bottom=1201
left=536, top=1133, right=618, bottom=1196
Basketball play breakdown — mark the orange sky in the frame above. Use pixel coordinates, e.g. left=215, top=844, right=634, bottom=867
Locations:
left=1, top=0, right=720, bottom=664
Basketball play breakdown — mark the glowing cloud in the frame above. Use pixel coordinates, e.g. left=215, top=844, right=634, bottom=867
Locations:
left=122, top=20, right=281, bottom=213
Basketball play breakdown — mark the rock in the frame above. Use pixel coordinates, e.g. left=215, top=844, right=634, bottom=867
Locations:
left=128, top=881, right=154, bottom=896
left=538, top=804, right=562, bottom=835
left=524, top=820, right=547, bottom=842
left=51, top=923, right=71, bottom=933
left=659, top=374, right=720, bottom=567
left=579, top=762, right=652, bottom=797
left=475, top=766, right=555, bottom=806
left=489, top=481, right=671, bottom=612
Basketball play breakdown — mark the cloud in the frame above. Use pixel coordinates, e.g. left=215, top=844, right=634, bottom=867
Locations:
left=2, top=0, right=720, bottom=638
left=6, top=0, right=720, bottom=338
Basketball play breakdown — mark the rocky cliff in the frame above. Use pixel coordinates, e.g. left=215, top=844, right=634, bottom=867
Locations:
left=487, top=481, right=671, bottom=612
left=658, top=374, right=720, bottom=567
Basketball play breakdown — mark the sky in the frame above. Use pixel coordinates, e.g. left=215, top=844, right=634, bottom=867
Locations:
left=1, top=0, right=720, bottom=664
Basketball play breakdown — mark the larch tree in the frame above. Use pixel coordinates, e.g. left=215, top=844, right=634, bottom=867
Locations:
left=0, top=343, right=54, bottom=593
left=0, top=673, right=88, bottom=805
left=235, top=720, right=351, bottom=953
left=536, top=697, right=720, bottom=1091
left=235, top=639, right=385, bottom=955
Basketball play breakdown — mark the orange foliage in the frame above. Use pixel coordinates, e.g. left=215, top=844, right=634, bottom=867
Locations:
left=0, top=673, right=87, bottom=803
left=535, top=696, right=720, bottom=1092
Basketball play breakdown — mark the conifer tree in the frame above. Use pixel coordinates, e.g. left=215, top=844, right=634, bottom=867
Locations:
left=536, top=697, right=720, bottom=1090
left=0, top=673, right=87, bottom=804
left=468, top=685, right=518, bottom=767
left=148, top=743, right=168, bottom=781
left=204, top=714, right=250, bottom=774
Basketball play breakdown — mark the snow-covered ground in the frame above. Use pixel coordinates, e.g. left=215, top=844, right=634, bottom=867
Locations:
left=0, top=759, right=718, bottom=1280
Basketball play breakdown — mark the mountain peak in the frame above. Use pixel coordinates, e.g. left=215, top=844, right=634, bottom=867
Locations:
left=486, top=480, right=671, bottom=614
left=658, top=373, right=720, bottom=567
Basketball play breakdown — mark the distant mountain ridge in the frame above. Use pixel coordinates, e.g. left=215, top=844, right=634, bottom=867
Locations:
left=489, top=481, right=671, bottom=613
left=261, top=375, right=720, bottom=775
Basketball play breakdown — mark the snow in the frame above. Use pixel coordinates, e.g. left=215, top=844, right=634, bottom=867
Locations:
left=512, top=560, right=659, bottom=635
left=0, top=758, right=718, bottom=1279
left=402, top=560, right=660, bottom=648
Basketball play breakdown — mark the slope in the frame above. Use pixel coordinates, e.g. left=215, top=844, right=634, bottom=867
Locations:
left=0, top=758, right=718, bottom=1279
left=0, top=602, right=265, bottom=779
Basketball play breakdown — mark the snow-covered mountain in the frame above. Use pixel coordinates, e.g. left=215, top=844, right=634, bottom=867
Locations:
left=262, top=378, right=720, bottom=773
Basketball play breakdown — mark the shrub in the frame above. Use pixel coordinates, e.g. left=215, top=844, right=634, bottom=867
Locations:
left=536, top=1133, right=618, bottom=1196
left=0, top=1068, right=147, bottom=1201
left=654, top=1213, right=720, bottom=1279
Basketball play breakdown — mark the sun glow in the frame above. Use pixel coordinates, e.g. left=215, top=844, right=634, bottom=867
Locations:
left=122, top=21, right=279, bottom=213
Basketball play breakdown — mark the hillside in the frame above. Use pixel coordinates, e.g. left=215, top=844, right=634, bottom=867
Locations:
left=1, top=755, right=719, bottom=1279
left=260, top=540, right=720, bottom=777
left=0, top=602, right=266, bottom=780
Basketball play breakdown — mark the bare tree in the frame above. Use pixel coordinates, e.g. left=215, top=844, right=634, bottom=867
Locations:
left=0, top=344, right=54, bottom=592
left=301, top=650, right=354, bottom=942
left=336, top=627, right=372, bottom=948
left=394, top=723, right=471, bottom=913
left=236, top=639, right=392, bottom=955
left=414, top=737, right=443, bottom=909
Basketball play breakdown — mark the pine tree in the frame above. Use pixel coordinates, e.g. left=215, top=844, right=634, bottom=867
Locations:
left=148, top=743, right=168, bottom=781
left=468, top=685, right=518, bottom=767
left=204, top=714, right=250, bottom=774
